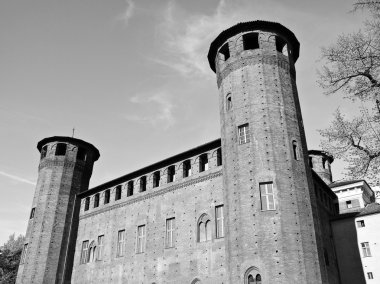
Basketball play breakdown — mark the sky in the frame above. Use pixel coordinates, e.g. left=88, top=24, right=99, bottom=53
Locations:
left=0, top=0, right=367, bottom=244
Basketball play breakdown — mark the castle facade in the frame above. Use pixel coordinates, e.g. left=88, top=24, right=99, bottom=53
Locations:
left=16, top=21, right=342, bottom=284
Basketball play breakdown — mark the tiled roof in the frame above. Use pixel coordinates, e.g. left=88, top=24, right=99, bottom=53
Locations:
left=329, top=180, right=366, bottom=188
left=357, top=203, right=380, bottom=217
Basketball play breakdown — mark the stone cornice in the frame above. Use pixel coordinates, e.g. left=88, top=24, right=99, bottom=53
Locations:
left=79, top=170, right=223, bottom=220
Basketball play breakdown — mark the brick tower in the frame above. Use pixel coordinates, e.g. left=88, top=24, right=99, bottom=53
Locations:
left=208, top=21, right=326, bottom=283
left=308, top=150, right=334, bottom=185
left=16, top=136, right=99, bottom=284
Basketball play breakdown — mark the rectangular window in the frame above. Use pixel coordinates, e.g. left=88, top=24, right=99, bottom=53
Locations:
left=97, top=235, right=104, bottom=260
left=140, top=176, right=147, bottom=192
left=183, top=160, right=192, bottom=178
left=238, top=124, right=250, bottom=144
left=167, top=165, right=176, bottom=183
left=55, top=143, right=67, bottom=156
left=199, top=154, right=209, bottom=172
left=368, top=272, right=374, bottom=279
left=361, top=242, right=372, bottom=257
left=77, top=147, right=86, bottom=161
left=166, top=218, right=175, bottom=248
left=30, top=208, right=35, bottom=219
left=20, top=243, right=28, bottom=264
left=117, top=230, right=125, bottom=257
left=94, top=193, right=99, bottom=208
left=104, top=189, right=110, bottom=204
left=80, top=240, right=89, bottom=264
left=137, top=225, right=146, bottom=253
left=153, top=171, right=160, bottom=188
left=84, top=197, right=90, bottom=211
left=41, top=145, right=47, bottom=159
left=260, top=182, right=275, bottom=210
left=357, top=220, right=365, bottom=228
left=215, top=205, right=224, bottom=238
left=127, top=181, right=134, bottom=197
left=346, top=200, right=352, bottom=209
left=115, top=185, right=122, bottom=201
left=243, top=32, right=259, bottom=50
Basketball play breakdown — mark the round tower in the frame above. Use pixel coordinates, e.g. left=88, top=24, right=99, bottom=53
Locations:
left=16, top=136, right=99, bottom=284
left=208, top=21, right=324, bottom=283
left=308, top=150, right=334, bottom=185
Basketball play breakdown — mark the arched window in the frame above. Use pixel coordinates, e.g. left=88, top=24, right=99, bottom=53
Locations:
left=88, top=241, right=96, bottom=262
left=219, top=42, right=230, bottom=61
left=198, top=214, right=211, bottom=242
left=191, top=278, right=201, bottom=284
left=275, top=36, right=288, bottom=56
left=244, top=267, right=261, bottom=284
left=226, top=94, right=232, bottom=111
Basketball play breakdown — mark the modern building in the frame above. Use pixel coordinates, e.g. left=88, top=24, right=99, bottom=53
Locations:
left=16, top=20, right=342, bottom=284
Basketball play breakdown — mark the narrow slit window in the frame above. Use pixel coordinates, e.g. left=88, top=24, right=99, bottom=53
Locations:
left=153, top=171, right=160, bottom=188
left=30, top=207, right=35, bottom=219
left=77, top=147, right=86, bottom=161
left=115, top=185, right=122, bottom=201
left=104, top=189, right=110, bottom=204
left=238, top=124, right=250, bottom=144
left=140, top=176, right=147, bottom=192
left=84, top=197, right=90, bottom=211
left=127, top=181, right=134, bottom=197
left=216, top=148, right=222, bottom=166
left=167, top=165, right=176, bottom=183
left=260, top=182, right=275, bottom=210
left=292, top=140, right=299, bottom=160
left=94, top=193, right=99, bottom=208
left=309, top=156, right=313, bottom=168
left=41, top=145, right=48, bottom=159
left=219, top=42, right=230, bottom=61
left=183, top=160, right=192, bottom=178
left=243, top=32, right=259, bottom=50
left=55, top=143, right=67, bottom=156
left=199, top=154, right=209, bottom=172
left=226, top=94, right=232, bottom=111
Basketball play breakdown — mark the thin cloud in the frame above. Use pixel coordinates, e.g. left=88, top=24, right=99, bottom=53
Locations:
left=125, top=91, right=175, bottom=129
left=154, top=0, right=257, bottom=77
left=0, top=171, right=36, bottom=186
left=119, top=0, right=135, bottom=25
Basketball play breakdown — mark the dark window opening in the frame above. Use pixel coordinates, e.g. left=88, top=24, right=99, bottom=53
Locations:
left=115, top=185, right=122, bottom=201
left=84, top=197, right=90, bottom=211
left=275, top=36, right=288, bottom=55
left=55, top=143, right=67, bottom=156
left=226, top=94, right=232, bottom=111
left=104, top=189, right=110, bottom=204
left=30, top=208, right=35, bottom=219
left=140, top=176, right=147, bottom=192
left=77, top=147, right=86, bottom=161
left=219, top=43, right=230, bottom=61
left=199, top=154, right=208, bottom=172
left=153, top=171, right=160, bottom=188
left=167, top=165, right=175, bottom=183
left=127, top=181, right=134, bottom=197
left=357, top=220, right=365, bottom=228
left=324, top=249, right=330, bottom=266
left=243, top=32, right=259, bottom=50
left=217, top=148, right=222, bottom=166
left=292, top=140, right=299, bottom=160
left=41, top=145, right=47, bottom=159
left=322, top=157, right=327, bottom=169
left=183, top=160, right=191, bottom=178
left=94, top=193, right=99, bottom=208
left=309, top=156, right=313, bottom=168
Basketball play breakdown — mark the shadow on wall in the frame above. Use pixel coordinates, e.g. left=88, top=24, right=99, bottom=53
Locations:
left=331, top=217, right=366, bottom=284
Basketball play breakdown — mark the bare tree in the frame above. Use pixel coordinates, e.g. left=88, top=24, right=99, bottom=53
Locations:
left=318, top=1, right=380, bottom=185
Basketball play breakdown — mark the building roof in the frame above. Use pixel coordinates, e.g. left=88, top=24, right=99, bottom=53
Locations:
left=308, top=150, right=334, bottom=163
left=79, top=138, right=222, bottom=198
left=329, top=179, right=368, bottom=189
left=37, top=136, right=100, bottom=161
left=207, top=20, right=300, bottom=72
left=357, top=203, right=380, bottom=217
